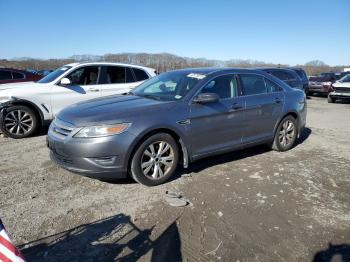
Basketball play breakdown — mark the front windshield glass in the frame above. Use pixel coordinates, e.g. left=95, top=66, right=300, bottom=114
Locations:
left=37, top=66, right=72, bottom=83
left=132, top=71, right=206, bottom=101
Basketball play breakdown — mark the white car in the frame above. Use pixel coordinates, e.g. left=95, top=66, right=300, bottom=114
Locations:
left=328, top=74, right=350, bottom=103
left=0, top=62, right=156, bottom=138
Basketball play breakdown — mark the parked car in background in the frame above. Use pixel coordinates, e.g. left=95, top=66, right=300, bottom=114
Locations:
left=308, top=76, right=334, bottom=95
left=328, top=74, right=350, bottom=103
left=47, top=68, right=306, bottom=186
left=259, top=68, right=304, bottom=91
left=0, top=68, right=42, bottom=84
left=289, top=68, right=309, bottom=92
left=0, top=62, right=156, bottom=138
left=320, top=71, right=348, bottom=80
left=37, top=70, right=53, bottom=76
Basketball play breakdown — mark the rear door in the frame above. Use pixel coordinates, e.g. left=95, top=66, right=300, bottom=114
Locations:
left=238, top=73, right=284, bottom=144
left=189, top=74, right=245, bottom=157
left=50, top=66, right=102, bottom=116
left=100, top=66, right=137, bottom=96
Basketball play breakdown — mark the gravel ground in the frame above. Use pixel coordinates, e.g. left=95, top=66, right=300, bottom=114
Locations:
left=0, top=97, right=349, bottom=261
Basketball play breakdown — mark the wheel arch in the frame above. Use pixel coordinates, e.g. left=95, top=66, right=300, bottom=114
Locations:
left=4, top=99, right=45, bottom=127
left=126, top=127, right=190, bottom=174
left=273, top=111, right=299, bottom=137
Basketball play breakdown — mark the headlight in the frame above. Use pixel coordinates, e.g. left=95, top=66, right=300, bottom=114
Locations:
left=322, top=82, right=332, bottom=86
left=74, top=123, right=131, bottom=138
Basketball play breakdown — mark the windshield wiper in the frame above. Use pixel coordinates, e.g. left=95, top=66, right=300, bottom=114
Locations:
left=138, top=94, right=162, bottom=100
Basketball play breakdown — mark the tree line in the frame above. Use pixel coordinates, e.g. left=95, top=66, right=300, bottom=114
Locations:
left=0, top=53, right=347, bottom=76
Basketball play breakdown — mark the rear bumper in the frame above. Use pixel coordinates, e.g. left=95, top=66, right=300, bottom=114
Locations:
left=308, top=85, right=333, bottom=93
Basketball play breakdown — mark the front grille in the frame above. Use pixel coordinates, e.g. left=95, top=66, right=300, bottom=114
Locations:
left=334, top=87, right=350, bottom=92
left=51, top=118, right=75, bottom=138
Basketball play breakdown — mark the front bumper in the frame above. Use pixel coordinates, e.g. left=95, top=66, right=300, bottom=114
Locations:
left=329, top=91, right=350, bottom=100
left=47, top=128, right=137, bottom=180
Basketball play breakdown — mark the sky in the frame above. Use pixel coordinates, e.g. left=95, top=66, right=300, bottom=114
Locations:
left=0, top=0, right=349, bottom=66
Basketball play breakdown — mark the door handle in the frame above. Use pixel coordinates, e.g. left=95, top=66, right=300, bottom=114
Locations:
left=229, top=103, right=243, bottom=112
left=88, top=88, right=99, bottom=92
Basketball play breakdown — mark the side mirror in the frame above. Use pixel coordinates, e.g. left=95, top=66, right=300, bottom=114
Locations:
left=193, top=93, right=219, bottom=104
left=60, top=78, right=71, bottom=86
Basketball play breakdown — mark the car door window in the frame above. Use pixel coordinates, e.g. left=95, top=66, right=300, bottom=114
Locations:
left=264, top=78, right=282, bottom=93
left=240, top=74, right=267, bottom=95
left=12, top=72, right=25, bottom=79
left=126, top=67, right=135, bottom=83
left=133, top=68, right=149, bottom=81
left=0, top=70, right=12, bottom=80
left=200, top=75, right=237, bottom=99
left=66, top=66, right=99, bottom=85
left=270, top=70, right=291, bottom=80
left=106, top=66, right=126, bottom=84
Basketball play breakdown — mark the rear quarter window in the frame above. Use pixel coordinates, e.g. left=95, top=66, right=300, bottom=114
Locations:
left=133, top=68, right=149, bottom=81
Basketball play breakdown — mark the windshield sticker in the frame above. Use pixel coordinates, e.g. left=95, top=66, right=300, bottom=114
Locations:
left=187, top=73, right=206, bottom=80
left=175, top=95, right=182, bottom=100
left=60, top=67, right=69, bottom=71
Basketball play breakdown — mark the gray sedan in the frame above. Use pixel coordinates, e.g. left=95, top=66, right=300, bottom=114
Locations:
left=47, top=68, right=307, bottom=186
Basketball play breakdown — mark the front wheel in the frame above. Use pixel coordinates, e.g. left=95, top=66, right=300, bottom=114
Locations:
left=130, top=133, right=179, bottom=186
left=272, top=116, right=298, bottom=152
left=0, top=105, right=38, bottom=139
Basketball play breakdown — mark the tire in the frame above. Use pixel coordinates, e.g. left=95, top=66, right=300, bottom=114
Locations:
left=0, top=105, right=39, bottom=139
left=327, top=95, right=334, bottom=103
left=272, top=116, right=298, bottom=152
left=130, top=133, right=179, bottom=186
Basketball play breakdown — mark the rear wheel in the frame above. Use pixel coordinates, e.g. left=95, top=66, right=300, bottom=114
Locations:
left=327, top=95, right=334, bottom=103
left=272, top=116, right=298, bottom=152
left=130, top=133, right=179, bottom=186
left=0, top=105, right=38, bottom=139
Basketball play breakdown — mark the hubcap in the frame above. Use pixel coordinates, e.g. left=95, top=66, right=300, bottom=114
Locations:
left=4, top=110, right=33, bottom=136
left=141, top=141, right=174, bottom=179
left=279, top=120, right=295, bottom=147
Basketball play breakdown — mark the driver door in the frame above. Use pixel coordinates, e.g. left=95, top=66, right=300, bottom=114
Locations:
left=189, top=74, right=245, bottom=158
left=50, top=66, right=102, bottom=116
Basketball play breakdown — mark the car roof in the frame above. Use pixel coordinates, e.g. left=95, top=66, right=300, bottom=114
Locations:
left=166, top=67, right=272, bottom=75
left=64, top=62, right=155, bottom=71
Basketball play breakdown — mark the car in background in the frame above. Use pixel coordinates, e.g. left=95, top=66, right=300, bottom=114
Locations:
left=328, top=74, right=350, bottom=103
left=320, top=71, right=348, bottom=80
left=47, top=68, right=306, bottom=186
left=259, top=68, right=304, bottom=91
left=289, top=68, right=309, bottom=92
left=308, top=76, right=334, bottom=95
left=0, top=62, right=156, bottom=138
left=37, top=70, right=53, bottom=76
left=0, top=68, right=42, bottom=84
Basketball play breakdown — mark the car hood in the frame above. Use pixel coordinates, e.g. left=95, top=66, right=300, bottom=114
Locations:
left=0, top=81, right=39, bottom=91
left=57, top=95, right=177, bottom=127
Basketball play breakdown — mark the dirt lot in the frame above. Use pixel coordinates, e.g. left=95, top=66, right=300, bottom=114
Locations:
left=0, top=97, right=349, bottom=262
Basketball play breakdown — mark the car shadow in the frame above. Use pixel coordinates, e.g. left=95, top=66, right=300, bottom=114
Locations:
left=312, top=242, right=350, bottom=262
left=20, top=214, right=182, bottom=262
left=172, top=127, right=312, bottom=180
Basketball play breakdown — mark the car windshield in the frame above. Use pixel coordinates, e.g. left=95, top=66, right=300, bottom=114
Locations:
left=132, top=71, right=205, bottom=101
left=37, top=66, right=72, bottom=83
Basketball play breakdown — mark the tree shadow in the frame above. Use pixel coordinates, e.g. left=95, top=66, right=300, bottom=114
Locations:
left=313, top=243, right=350, bottom=262
left=20, top=214, right=182, bottom=262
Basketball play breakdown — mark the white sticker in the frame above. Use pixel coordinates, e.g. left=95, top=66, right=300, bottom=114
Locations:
left=187, top=73, right=206, bottom=80
left=175, top=95, right=182, bottom=99
left=60, top=67, right=69, bottom=71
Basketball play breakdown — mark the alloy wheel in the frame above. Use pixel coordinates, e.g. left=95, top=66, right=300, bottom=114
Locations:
left=4, top=110, right=34, bottom=136
left=141, top=141, right=175, bottom=180
left=279, top=120, right=295, bottom=147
